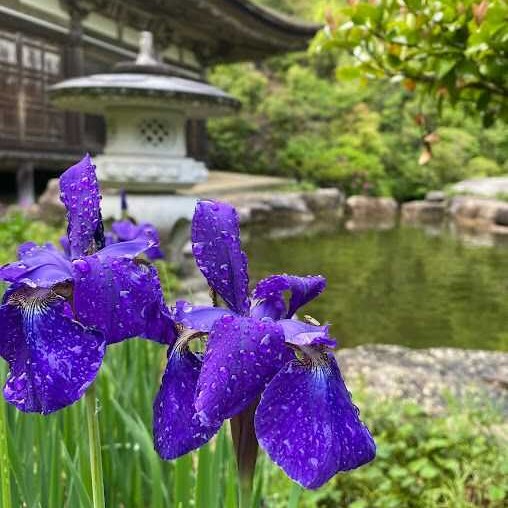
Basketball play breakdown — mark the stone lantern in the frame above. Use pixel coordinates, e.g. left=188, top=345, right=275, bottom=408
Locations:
left=49, top=32, right=239, bottom=193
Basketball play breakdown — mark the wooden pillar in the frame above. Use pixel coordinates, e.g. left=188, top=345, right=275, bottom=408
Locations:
left=16, top=161, right=35, bottom=207
left=62, top=1, right=89, bottom=149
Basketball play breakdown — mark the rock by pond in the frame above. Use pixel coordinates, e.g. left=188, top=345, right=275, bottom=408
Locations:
left=451, top=176, right=508, bottom=198
left=346, top=195, right=398, bottom=221
left=401, top=200, right=446, bottom=224
left=449, top=195, right=508, bottom=233
left=227, top=188, right=344, bottom=225
left=339, top=345, right=508, bottom=415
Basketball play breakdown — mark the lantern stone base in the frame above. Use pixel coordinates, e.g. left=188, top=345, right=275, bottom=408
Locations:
left=101, top=191, right=197, bottom=231
left=95, top=154, right=208, bottom=192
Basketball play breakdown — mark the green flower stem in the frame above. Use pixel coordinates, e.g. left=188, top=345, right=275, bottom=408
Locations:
left=0, top=399, right=11, bottom=508
left=230, top=399, right=259, bottom=508
left=85, top=384, right=105, bottom=508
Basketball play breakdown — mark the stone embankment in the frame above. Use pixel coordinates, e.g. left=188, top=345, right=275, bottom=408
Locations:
left=401, top=191, right=447, bottom=224
left=226, top=188, right=344, bottom=225
left=401, top=190, right=508, bottom=235
left=344, top=195, right=398, bottom=230
left=15, top=174, right=508, bottom=238
left=339, top=345, right=508, bottom=415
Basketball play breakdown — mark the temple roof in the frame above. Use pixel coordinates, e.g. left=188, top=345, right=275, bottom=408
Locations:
left=84, top=0, right=321, bottom=65
left=197, top=0, right=321, bottom=62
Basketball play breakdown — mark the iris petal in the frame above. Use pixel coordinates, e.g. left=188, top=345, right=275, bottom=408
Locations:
left=59, top=154, right=102, bottom=258
left=195, top=315, right=290, bottom=427
left=0, top=289, right=105, bottom=414
left=0, top=243, right=72, bottom=288
left=153, top=348, right=220, bottom=459
left=18, top=242, right=38, bottom=257
left=96, top=238, right=155, bottom=260
left=253, top=274, right=326, bottom=318
left=172, top=300, right=235, bottom=332
left=250, top=297, right=286, bottom=321
left=192, top=200, right=250, bottom=315
left=278, top=319, right=336, bottom=348
left=73, top=255, right=173, bottom=345
left=255, top=353, right=375, bottom=489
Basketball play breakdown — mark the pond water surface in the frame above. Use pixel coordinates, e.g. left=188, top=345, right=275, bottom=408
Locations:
left=246, top=223, right=508, bottom=351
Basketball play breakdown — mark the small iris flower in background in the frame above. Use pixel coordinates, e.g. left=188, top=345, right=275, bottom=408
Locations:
left=111, top=188, right=164, bottom=261
left=110, top=220, right=164, bottom=262
left=154, top=199, right=375, bottom=489
left=0, top=154, right=173, bottom=414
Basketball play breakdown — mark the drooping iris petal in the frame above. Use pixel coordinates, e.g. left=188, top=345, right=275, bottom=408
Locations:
left=255, top=353, right=376, bottom=489
left=0, top=244, right=72, bottom=288
left=96, top=238, right=155, bottom=261
left=172, top=300, right=235, bottom=332
left=59, top=154, right=102, bottom=258
left=195, top=315, right=290, bottom=426
left=192, top=200, right=250, bottom=315
left=253, top=274, right=326, bottom=318
left=250, top=297, right=286, bottom=321
left=0, top=288, right=105, bottom=414
left=142, top=273, right=176, bottom=346
left=73, top=255, right=172, bottom=345
left=278, top=319, right=336, bottom=348
left=153, top=348, right=220, bottom=460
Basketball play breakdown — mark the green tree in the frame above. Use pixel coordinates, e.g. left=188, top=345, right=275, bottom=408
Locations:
left=316, top=0, right=508, bottom=126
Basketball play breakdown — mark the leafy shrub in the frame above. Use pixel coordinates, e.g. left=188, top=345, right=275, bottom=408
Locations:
left=263, top=396, right=508, bottom=508
left=465, top=157, right=504, bottom=178
left=0, top=212, right=64, bottom=265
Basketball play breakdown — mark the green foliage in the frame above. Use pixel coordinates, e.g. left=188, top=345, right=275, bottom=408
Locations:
left=209, top=0, right=508, bottom=201
left=316, top=0, right=508, bottom=125
left=263, top=396, right=508, bottom=508
left=465, top=156, right=504, bottom=176
left=0, top=212, right=64, bottom=265
left=209, top=56, right=508, bottom=200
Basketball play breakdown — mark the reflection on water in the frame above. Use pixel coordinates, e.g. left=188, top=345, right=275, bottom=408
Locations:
left=245, top=222, right=508, bottom=351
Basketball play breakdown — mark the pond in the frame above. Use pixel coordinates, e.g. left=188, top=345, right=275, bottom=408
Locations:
left=246, top=223, right=508, bottom=351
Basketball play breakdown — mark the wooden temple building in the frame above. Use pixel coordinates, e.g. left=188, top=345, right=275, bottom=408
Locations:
left=0, top=0, right=318, bottom=202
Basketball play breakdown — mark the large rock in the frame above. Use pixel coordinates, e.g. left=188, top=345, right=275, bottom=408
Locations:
left=227, top=192, right=315, bottom=225
left=494, top=207, right=508, bottom=227
left=36, top=178, right=65, bottom=224
left=401, top=200, right=446, bottom=223
left=425, top=190, right=446, bottom=202
left=450, top=195, right=508, bottom=222
left=448, top=196, right=508, bottom=236
left=266, top=193, right=309, bottom=214
left=451, top=176, right=508, bottom=198
left=346, top=195, right=398, bottom=221
left=301, top=188, right=344, bottom=215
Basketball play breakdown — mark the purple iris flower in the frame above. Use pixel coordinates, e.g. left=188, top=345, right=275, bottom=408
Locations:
left=111, top=220, right=164, bottom=262
left=110, top=188, right=164, bottom=262
left=0, top=155, right=174, bottom=414
left=154, top=200, right=375, bottom=489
